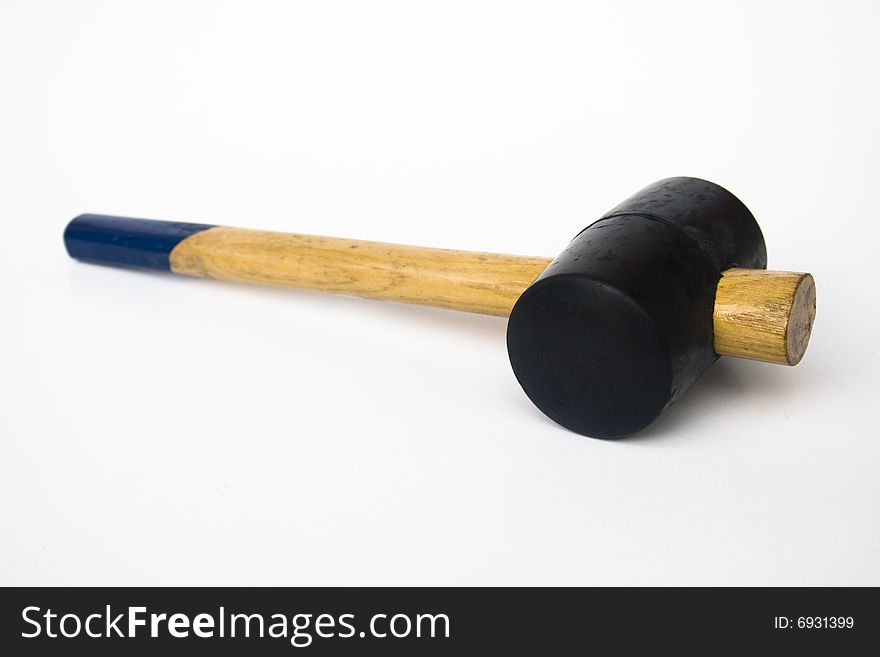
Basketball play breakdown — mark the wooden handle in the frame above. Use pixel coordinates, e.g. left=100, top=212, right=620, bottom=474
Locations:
left=713, top=269, right=816, bottom=365
left=64, top=217, right=815, bottom=366
left=171, top=227, right=815, bottom=366
left=170, top=226, right=552, bottom=316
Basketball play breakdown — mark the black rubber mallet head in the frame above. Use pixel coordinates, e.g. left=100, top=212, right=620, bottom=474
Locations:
left=64, top=177, right=816, bottom=438
left=509, top=177, right=773, bottom=437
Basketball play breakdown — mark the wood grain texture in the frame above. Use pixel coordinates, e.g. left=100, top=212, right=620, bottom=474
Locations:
left=171, top=228, right=815, bottom=366
left=170, top=226, right=552, bottom=316
left=713, top=269, right=816, bottom=365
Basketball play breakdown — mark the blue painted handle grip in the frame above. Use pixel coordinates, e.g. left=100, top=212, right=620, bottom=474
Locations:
left=64, top=214, right=215, bottom=271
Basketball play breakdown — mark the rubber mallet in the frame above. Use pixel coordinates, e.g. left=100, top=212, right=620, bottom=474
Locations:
left=64, top=177, right=815, bottom=438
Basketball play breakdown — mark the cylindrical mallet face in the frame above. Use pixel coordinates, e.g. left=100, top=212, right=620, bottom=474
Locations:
left=506, top=177, right=768, bottom=438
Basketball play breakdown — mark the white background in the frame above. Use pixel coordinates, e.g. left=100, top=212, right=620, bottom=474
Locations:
left=1, top=1, right=878, bottom=586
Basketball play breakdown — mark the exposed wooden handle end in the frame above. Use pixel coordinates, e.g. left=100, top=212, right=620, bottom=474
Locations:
left=713, top=269, right=816, bottom=366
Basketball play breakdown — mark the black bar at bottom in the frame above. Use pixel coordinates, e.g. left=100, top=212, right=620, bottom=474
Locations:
left=1, top=587, right=875, bottom=654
